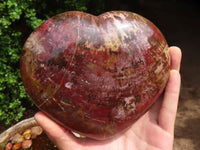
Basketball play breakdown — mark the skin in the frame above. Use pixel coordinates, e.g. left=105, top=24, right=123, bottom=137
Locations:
left=35, top=46, right=182, bottom=150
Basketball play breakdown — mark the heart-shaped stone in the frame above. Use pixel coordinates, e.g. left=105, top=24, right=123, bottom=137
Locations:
left=20, top=11, right=170, bottom=140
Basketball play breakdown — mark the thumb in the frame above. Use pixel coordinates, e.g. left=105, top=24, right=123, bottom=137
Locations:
left=34, top=112, right=79, bottom=150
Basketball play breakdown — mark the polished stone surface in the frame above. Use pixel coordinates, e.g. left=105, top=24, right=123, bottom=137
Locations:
left=20, top=11, right=169, bottom=140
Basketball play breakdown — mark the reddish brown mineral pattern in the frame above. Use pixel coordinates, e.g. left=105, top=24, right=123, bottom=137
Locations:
left=20, top=11, right=170, bottom=140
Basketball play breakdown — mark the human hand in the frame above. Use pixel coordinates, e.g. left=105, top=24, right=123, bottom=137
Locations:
left=35, top=46, right=181, bottom=150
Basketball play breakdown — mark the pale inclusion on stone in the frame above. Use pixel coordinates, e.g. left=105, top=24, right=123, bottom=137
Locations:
left=65, top=82, right=73, bottom=89
left=81, top=79, right=90, bottom=84
left=124, top=96, right=136, bottom=109
left=24, top=31, right=46, bottom=55
left=40, top=63, right=45, bottom=67
left=114, top=96, right=136, bottom=119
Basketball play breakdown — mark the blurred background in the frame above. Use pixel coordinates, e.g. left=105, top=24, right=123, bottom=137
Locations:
left=0, top=0, right=199, bottom=149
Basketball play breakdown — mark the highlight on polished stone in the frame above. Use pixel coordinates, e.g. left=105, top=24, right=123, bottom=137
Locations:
left=20, top=11, right=170, bottom=140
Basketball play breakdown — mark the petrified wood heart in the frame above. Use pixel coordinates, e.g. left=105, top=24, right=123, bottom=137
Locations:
left=20, top=11, right=170, bottom=140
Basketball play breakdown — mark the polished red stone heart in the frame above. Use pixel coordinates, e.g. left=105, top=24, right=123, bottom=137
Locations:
left=20, top=11, right=170, bottom=140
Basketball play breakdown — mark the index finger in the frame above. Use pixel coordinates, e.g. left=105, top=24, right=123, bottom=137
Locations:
left=169, top=46, right=182, bottom=71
